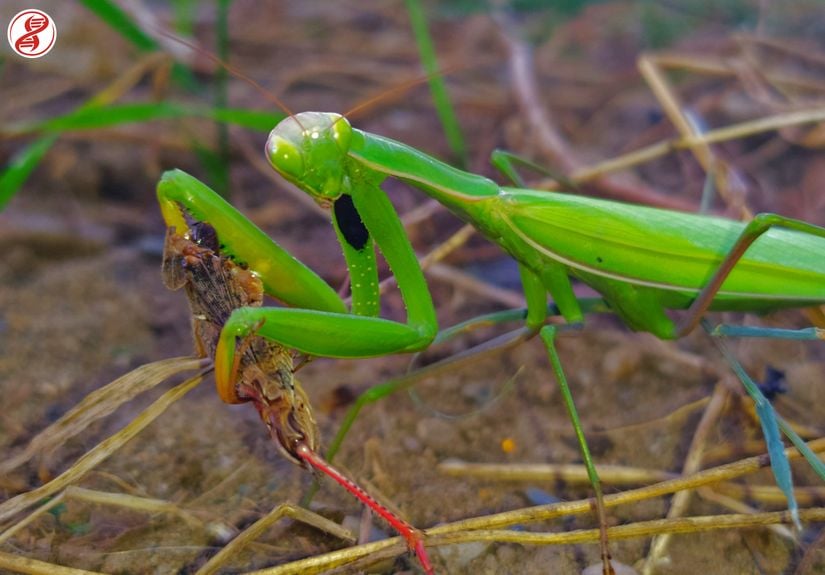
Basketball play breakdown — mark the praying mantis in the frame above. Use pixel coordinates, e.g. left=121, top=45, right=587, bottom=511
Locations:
left=2, top=4, right=824, bottom=573
left=157, top=105, right=825, bottom=574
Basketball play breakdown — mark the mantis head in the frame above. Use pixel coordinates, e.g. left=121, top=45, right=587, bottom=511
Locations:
left=266, top=112, right=353, bottom=207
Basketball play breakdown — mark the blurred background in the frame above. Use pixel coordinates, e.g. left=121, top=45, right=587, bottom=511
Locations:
left=1, top=1, right=825, bottom=573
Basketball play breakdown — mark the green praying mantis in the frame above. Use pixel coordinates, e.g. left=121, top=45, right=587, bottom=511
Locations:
left=158, top=107, right=825, bottom=574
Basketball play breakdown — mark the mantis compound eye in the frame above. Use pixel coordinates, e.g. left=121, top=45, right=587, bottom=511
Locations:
left=266, top=133, right=304, bottom=181
left=328, top=114, right=351, bottom=150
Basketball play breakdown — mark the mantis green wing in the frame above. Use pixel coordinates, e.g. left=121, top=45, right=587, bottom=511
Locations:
left=498, top=189, right=825, bottom=309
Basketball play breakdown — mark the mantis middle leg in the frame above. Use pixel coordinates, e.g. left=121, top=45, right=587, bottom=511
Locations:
left=519, top=263, right=615, bottom=575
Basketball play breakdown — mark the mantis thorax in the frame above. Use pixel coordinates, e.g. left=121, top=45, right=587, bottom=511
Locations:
left=266, top=112, right=353, bottom=206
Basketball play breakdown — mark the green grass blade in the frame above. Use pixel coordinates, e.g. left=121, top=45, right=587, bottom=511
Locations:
left=208, top=107, right=285, bottom=131
left=192, top=141, right=229, bottom=199
left=1, top=105, right=283, bottom=209
left=77, top=0, right=157, bottom=51
left=404, top=0, right=467, bottom=167
left=172, top=0, right=198, bottom=36
left=15, top=103, right=283, bottom=134
left=78, top=0, right=197, bottom=88
left=212, top=0, right=233, bottom=198
left=0, top=135, right=58, bottom=211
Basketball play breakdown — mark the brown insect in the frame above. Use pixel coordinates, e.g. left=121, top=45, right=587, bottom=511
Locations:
left=162, top=220, right=432, bottom=573
left=162, top=221, right=318, bottom=465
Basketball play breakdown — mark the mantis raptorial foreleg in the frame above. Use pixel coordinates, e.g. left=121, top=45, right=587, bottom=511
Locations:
left=158, top=170, right=438, bottom=404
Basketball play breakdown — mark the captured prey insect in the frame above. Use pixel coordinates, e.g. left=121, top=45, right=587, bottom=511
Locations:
left=161, top=110, right=825, bottom=575
left=160, top=215, right=432, bottom=573
left=161, top=222, right=317, bottom=464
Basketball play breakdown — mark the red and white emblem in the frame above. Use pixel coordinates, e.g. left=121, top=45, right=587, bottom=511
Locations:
left=8, top=9, right=57, bottom=59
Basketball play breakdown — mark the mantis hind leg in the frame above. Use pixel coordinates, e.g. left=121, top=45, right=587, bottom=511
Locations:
left=667, top=213, right=825, bottom=528
left=703, top=319, right=825, bottom=529
left=675, top=213, right=825, bottom=338
left=711, top=324, right=823, bottom=340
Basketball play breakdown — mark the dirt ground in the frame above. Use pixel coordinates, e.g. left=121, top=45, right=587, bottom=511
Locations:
left=2, top=1, right=825, bottom=574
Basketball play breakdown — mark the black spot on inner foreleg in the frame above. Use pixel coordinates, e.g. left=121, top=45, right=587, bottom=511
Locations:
left=334, top=194, right=370, bottom=250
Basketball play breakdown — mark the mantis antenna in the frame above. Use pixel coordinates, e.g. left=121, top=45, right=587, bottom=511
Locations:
left=155, top=28, right=304, bottom=131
